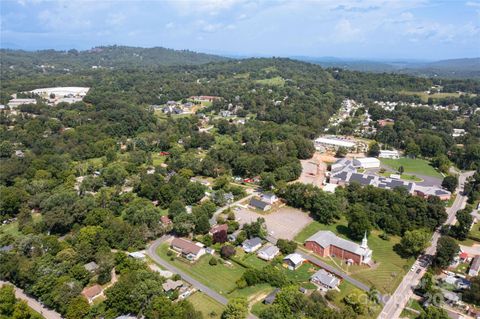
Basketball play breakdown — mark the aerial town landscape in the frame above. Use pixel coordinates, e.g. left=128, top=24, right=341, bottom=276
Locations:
left=0, top=1, right=479, bottom=319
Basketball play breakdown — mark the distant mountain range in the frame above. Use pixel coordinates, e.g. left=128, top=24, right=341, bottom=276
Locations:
left=292, top=56, right=480, bottom=79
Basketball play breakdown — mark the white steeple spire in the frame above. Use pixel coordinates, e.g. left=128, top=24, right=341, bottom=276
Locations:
left=361, top=231, right=368, bottom=249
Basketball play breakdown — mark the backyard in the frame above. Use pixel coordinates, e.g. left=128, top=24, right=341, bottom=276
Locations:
left=380, top=158, right=443, bottom=179
left=157, top=243, right=246, bottom=295
left=294, top=219, right=415, bottom=294
left=187, top=292, right=225, bottom=319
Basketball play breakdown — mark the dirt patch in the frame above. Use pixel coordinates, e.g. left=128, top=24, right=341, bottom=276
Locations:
left=235, top=206, right=313, bottom=240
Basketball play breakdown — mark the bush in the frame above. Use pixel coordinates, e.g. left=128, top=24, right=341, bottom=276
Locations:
left=167, top=250, right=173, bottom=256
left=209, top=257, right=218, bottom=266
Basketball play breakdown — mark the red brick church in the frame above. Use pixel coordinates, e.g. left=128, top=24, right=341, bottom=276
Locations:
left=305, top=230, right=372, bottom=265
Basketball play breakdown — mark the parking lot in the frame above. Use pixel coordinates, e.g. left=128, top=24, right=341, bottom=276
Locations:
left=234, top=206, right=313, bottom=240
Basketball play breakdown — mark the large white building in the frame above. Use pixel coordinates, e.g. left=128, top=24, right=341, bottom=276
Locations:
left=314, top=136, right=356, bottom=151
left=352, top=157, right=380, bottom=169
left=379, top=150, right=400, bottom=159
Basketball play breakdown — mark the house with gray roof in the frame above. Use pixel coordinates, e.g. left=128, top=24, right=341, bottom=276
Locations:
left=84, top=261, right=99, bottom=273
left=249, top=198, right=271, bottom=211
left=257, top=244, right=280, bottom=261
left=242, top=237, right=262, bottom=253
left=311, top=269, right=340, bottom=290
left=469, top=255, right=480, bottom=277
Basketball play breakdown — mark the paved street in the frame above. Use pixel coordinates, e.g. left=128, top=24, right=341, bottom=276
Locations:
left=0, top=281, right=63, bottom=319
left=378, top=171, right=474, bottom=319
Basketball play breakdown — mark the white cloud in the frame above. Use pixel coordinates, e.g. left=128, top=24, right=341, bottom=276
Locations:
left=334, top=19, right=363, bottom=42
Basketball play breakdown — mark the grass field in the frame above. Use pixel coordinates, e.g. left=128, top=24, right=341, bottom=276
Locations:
left=400, top=90, right=476, bottom=102
left=380, top=158, right=442, bottom=178
left=294, top=219, right=414, bottom=294
left=188, top=292, right=225, bottom=319
left=255, top=76, right=285, bottom=86
left=157, top=244, right=246, bottom=295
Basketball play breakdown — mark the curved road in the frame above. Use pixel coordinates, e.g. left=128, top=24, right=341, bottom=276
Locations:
left=378, top=171, right=474, bottom=319
left=0, top=281, right=63, bottom=319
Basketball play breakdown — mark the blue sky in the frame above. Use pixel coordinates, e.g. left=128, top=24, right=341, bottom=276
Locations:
left=1, top=0, right=479, bottom=60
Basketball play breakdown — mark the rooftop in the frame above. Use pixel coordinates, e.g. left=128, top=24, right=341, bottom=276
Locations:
left=306, top=231, right=366, bottom=255
left=171, top=237, right=203, bottom=255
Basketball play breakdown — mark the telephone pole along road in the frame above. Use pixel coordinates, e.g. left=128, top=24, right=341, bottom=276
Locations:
left=378, top=171, right=474, bottom=319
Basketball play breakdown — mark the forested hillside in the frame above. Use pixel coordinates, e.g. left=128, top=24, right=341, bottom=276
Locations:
left=0, top=56, right=479, bottom=319
left=0, top=45, right=228, bottom=78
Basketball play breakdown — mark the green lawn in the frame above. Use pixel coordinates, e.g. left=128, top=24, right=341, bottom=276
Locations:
left=294, top=219, right=415, bottom=294
left=380, top=158, right=442, bottom=178
left=157, top=244, right=246, bottom=295
left=400, top=298, right=424, bottom=319
left=400, top=90, right=476, bottom=103
left=255, top=76, right=285, bottom=86
left=227, top=283, right=273, bottom=300
left=0, top=221, right=21, bottom=238
left=188, top=292, right=225, bottom=319
left=251, top=300, right=270, bottom=317
left=151, top=153, right=167, bottom=166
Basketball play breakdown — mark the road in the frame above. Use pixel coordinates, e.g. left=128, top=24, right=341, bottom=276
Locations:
left=378, top=171, right=474, bottom=319
left=0, top=280, right=63, bottom=319
left=147, top=237, right=259, bottom=319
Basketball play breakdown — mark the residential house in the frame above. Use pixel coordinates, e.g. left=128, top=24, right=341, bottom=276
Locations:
left=82, top=284, right=103, bottom=304
left=305, top=231, right=372, bottom=265
left=468, top=256, right=480, bottom=277
left=224, top=192, right=235, bottom=204
left=242, top=237, right=262, bottom=253
left=442, top=290, right=460, bottom=305
left=262, top=193, right=278, bottom=205
left=257, top=244, right=280, bottom=261
left=377, top=118, right=395, bottom=127
left=84, top=261, right=99, bottom=273
left=160, top=215, right=172, bottom=225
left=128, top=251, right=146, bottom=260
left=171, top=237, right=206, bottom=261
left=310, top=269, right=340, bottom=290
left=283, top=253, right=305, bottom=270
left=209, top=224, right=228, bottom=236
left=263, top=288, right=280, bottom=305
left=249, top=198, right=271, bottom=211
left=162, top=279, right=183, bottom=292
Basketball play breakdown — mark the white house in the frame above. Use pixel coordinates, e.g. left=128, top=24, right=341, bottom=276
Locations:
left=242, top=237, right=262, bottom=253
left=283, top=253, right=305, bottom=270
left=378, top=150, right=400, bottom=159
left=262, top=193, right=278, bottom=204
left=257, top=244, right=280, bottom=261
left=310, top=269, right=340, bottom=290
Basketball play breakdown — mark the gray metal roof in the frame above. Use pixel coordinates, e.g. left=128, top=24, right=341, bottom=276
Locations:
left=243, top=237, right=262, bottom=248
left=257, top=244, right=279, bottom=257
left=311, top=269, right=340, bottom=288
left=306, top=231, right=365, bottom=255
left=250, top=198, right=270, bottom=210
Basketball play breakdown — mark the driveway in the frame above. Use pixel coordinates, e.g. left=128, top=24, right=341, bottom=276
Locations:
left=235, top=206, right=313, bottom=240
